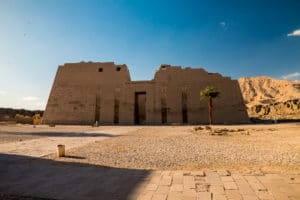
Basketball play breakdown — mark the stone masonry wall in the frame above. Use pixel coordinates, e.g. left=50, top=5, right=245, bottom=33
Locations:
left=43, top=62, right=249, bottom=125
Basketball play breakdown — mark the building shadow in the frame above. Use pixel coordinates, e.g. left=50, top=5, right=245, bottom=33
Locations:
left=0, top=132, right=118, bottom=138
left=63, top=155, right=86, bottom=159
left=250, top=117, right=300, bottom=124
left=0, top=153, right=151, bottom=200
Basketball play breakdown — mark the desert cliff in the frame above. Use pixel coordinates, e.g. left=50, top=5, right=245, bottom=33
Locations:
left=238, top=77, right=300, bottom=119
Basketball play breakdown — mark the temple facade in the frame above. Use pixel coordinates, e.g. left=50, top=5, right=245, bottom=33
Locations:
left=43, top=62, right=249, bottom=125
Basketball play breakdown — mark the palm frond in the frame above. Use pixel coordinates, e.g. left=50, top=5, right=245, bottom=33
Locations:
left=200, top=86, right=220, bottom=99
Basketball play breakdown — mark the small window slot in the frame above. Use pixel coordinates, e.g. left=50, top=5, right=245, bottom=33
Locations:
left=98, top=68, right=103, bottom=72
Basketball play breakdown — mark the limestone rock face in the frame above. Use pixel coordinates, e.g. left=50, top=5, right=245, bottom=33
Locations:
left=43, top=62, right=249, bottom=125
left=238, top=77, right=300, bottom=119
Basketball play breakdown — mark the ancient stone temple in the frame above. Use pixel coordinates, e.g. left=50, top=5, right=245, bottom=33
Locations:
left=43, top=62, right=249, bottom=125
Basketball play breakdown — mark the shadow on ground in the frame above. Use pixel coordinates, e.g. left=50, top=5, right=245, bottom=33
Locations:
left=0, top=132, right=117, bottom=138
left=0, top=153, right=151, bottom=200
left=250, top=117, right=300, bottom=124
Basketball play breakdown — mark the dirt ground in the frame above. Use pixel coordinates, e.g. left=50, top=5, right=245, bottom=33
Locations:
left=42, top=123, right=299, bottom=173
left=1, top=123, right=298, bottom=173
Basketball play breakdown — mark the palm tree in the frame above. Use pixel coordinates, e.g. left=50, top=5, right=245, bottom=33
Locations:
left=200, top=86, right=220, bottom=125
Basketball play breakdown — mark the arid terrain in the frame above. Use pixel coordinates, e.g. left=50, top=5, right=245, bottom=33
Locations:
left=0, top=124, right=299, bottom=199
left=0, top=124, right=299, bottom=172
left=45, top=124, right=299, bottom=173
left=239, top=77, right=300, bottom=120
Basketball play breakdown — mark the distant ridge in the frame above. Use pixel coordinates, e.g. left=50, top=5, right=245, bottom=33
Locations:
left=238, top=77, right=300, bottom=119
left=0, top=107, right=43, bottom=122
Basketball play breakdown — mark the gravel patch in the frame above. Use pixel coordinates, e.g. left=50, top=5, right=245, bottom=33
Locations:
left=47, top=124, right=300, bottom=172
left=0, top=132, right=43, bottom=144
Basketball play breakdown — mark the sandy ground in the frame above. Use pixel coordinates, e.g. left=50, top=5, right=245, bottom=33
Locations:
left=0, top=123, right=299, bottom=173
left=0, top=123, right=300, bottom=172
left=0, top=124, right=142, bottom=157
left=40, top=123, right=300, bottom=173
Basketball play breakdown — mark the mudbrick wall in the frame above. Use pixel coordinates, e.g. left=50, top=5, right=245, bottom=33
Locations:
left=43, top=62, right=249, bottom=125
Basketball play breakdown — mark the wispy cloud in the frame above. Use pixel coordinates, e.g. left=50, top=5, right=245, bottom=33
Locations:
left=0, top=91, right=6, bottom=96
left=19, top=97, right=46, bottom=110
left=220, top=21, right=228, bottom=30
left=22, top=96, right=40, bottom=101
left=282, top=72, right=300, bottom=80
left=35, top=101, right=46, bottom=108
left=287, top=29, right=300, bottom=37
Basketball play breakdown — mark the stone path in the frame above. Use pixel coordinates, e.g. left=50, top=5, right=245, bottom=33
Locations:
left=136, top=170, right=300, bottom=200
left=0, top=126, right=141, bottom=157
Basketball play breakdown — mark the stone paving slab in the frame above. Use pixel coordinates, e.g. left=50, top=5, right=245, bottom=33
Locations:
left=138, top=170, right=300, bottom=200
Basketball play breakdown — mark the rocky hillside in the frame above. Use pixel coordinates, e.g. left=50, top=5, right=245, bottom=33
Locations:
left=238, top=77, right=300, bottom=119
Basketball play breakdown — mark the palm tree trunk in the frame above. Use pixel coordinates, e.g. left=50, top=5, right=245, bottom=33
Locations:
left=208, top=97, right=213, bottom=125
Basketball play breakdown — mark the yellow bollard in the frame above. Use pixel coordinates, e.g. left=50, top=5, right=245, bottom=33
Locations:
left=57, top=144, right=65, bottom=157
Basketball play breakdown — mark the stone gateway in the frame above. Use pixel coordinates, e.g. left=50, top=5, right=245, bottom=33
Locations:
left=43, top=62, right=249, bottom=125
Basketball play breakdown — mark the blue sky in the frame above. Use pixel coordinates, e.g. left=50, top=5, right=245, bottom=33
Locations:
left=0, top=0, right=299, bottom=110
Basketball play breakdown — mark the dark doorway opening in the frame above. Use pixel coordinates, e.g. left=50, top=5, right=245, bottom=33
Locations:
left=95, top=94, right=100, bottom=122
left=114, top=98, right=119, bottom=124
left=161, top=98, right=167, bottom=124
left=182, top=92, right=188, bottom=123
left=134, top=92, right=146, bottom=124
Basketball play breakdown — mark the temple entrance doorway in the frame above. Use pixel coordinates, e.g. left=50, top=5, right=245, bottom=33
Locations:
left=134, top=92, right=146, bottom=124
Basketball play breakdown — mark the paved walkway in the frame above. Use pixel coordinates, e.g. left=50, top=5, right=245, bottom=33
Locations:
left=136, top=170, right=300, bottom=200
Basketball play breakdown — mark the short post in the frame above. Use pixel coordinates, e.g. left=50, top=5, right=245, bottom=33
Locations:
left=57, top=144, right=65, bottom=157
